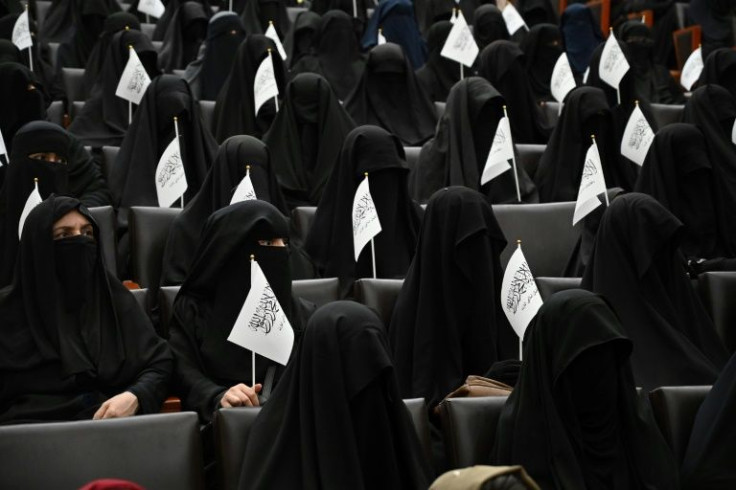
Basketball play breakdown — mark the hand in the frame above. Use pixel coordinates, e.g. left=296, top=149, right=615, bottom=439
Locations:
left=93, top=392, right=139, bottom=420
left=220, top=383, right=262, bottom=408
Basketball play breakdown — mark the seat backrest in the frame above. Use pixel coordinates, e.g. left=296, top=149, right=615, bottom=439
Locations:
left=403, top=397, right=433, bottom=465
left=286, top=6, right=307, bottom=23
left=0, top=412, right=204, bottom=490
left=650, top=103, right=684, bottom=128
left=140, top=23, right=156, bottom=39
left=62, top=67, right=86, bottom=102
left=100, top=145, right=121, bottom=185
left=535, top=276, right=582, bottom=301
left=159, top=285, right=181, bottom=335
left=88, top=205, right=118, bottom=277
left=493, top=201, right=580, bottom=277
left=172, top=69, right=186, bottom=78
left=71, top=100, right=85, bottom=120
left=129, top=206, right=182, bottom=288
left=404, top=146, right=422, bottom=173
left=152, top=40, right=163, bottom=52
left=47, top=100, right=64, bottom=126
left=516, top=144, right=546, bottom=180
left=353, top=278, right=405, bottom=327
left=649, top=385, right=710, bottom=464
left=199, top=100, right=216, bottom=131
left=698, top=271, right=736, bottom=352
left=292, top=278, right=339, bottom=307
left=673, top=26, right=701, bottom=70
left=36, top=0, right=52, bottom=28
left=130, top=287, right=148, bottom=311
left=438, top=396, right=508, bottom=468
left=289, top=206, right=317, bottom=248
left=540, top=101, right=561, bottom=129
left=46, top=42, right=60, bottom=71
left=434, top=101, right=446, bottom=118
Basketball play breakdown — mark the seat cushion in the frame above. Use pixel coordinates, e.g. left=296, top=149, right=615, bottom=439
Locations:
left=353, top=278, right=405, bottom=327
left=292, top=278, right=339, bottom=307
left=129, top=206, right=182, bottom=288
left=698, top=271, right=736, bottom=352
left=535, top=277, right=582, bottom=301
left=649, top=385, right=711, bottom=464
left=88, top=205, right=118, bottom=277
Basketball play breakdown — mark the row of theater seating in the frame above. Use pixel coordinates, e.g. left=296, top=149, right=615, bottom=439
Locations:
left=0, top=386, right=711, bottom=489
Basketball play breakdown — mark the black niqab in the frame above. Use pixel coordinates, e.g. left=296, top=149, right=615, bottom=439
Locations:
left=473, top=5, right=509, bottom=50
left=283, top=10, right=320, bottom=68
left=55, top=0, right=109, bottom=69
left=418, top=0, right=483, bottom=34
left=389, top=186, right=515, bottom=408
left=581, top=193, right=729, bottom=389
left=263, top=73, right=356, bottom=208
left=158, top=1, right=208, bottom=73
left=40, top=0, right=120, bottom=43
left=344, top=43, right=437, bottom=146
left=238, top=301, right=432, bottom=489
left=0, top=196, right=172, bottom=423
left=411, top=77, right=538, bottom=204
left=149, top=0, right=212, bottom=41
left=560, top=4, right=601, bottom=77
left=160, top=135, right=288, bottom=286
left=415, top=20, right=460, bottom=103
left=240, top=0, right=291, bottom=39
left=697, top=47, right=736, bottom=99
left=311, top=10, right=365, bottom=101
left=304, top=125, right=421, bottom=297
left=519, top=23, right=562, bottom=102
left=0, top=62, right=47, bottom=158
left=493, top=289, right=679, bottom=489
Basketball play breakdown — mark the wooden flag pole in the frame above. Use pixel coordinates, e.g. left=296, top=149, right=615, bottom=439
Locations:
left=504, top=105, right=522, bottom=202
left=268, top=49, right=279, bottom=112
left=174, top=116, right=184, bottom=208
left=517, top=239, right=523, bottom=361
left=250, top=254, right=256, bottom=388
left=366, top=172, right=377, bottom=279
left=591, top=134, right=609, bottom=207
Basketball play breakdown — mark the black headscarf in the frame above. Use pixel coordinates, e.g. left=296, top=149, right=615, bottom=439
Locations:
left=345, top=43, right=436, bottom=146
left=635, top=123, right=736, bottom=260
left=0, top=62, right=47, bottom=158
left=158, top=1, right=208, bottom=73
left=473, top=5, right=509, bottom=50
left=263, top=73, right=356, bottom=209
left=560, top=4, right=602, bottom=77
left=309, top=0, right=369, bottom=36
left=478, top=41, right=552, bottom=144
left=55, top=0, right=109, bottom=69
left=516, top=0, right=556, bottom=26
left=304, top=125, right=421, bottom=297
left=0, top=38, right=20, bottom=63
left=68, top=30, right=160, bottom=148
left=697, top=47, right=736, bottom=99
left=283, top=10, right=320, bottom=69
left=389, top=186, right=515, bottom=408
left=581, top=193, right=729, bottom=389
left=417, top=0, right=483, bottom=34
left=238, top=301, right=432, bottom=489
left=168, top=200, right=305, bottom=422
left=160, top=135, right=288, bottom=286
left=535, top=86, right=637, bottom=202
left=412, top=77, right=538, bottom=204
left=82, top=12, right=141, bottom=98
left=212, top=34, right=287, bottom=142
left=240, top=0, right=291, bottom=39
left=415, top=20, right=460, bottom=103
left=40, top=0, right=120, bottom=43
left=681, top=351, right=736, bottom=489
left=493, top=289, right=679, bottom=489
left=150, top=0, right=212, bottom=41
left=111, top=75, right=217, bottom=230
left=519, top=23, right=563, bottom=102
left=183, top=12, right=246, bottom=101
left=0, top=196, right=172, bottom=423
left=361, top=0, right=427, bottom=69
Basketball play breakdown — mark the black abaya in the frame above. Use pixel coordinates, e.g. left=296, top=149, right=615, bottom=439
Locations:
left=415, top=20, right=460, bottom=103
left=0, top=196, right=172, bottom=423
left=0, top=62, right=47, bottom=158
left=389, top=186, right=516, bottom=408
left=40, top=0, right=120, bottom=43
left=54, top=0, right=109, bottom=70
left=472, top=5, right=510, bottom=50
left=283, top=10, right=320, bottom=69
left=493, top=289, right=679, bottom=489
left=240, top=0, right=291, bottom=39
left=304, top=125, right=421, bottom=297
left=237, top=301, right=432, bottom=489
left=519, top=23, right=563, bottom=102
left=157, top=1, right=208, bottom=73
left=160, top=135, right=288, bottom=286
left=697, top=47, right=736, bottom=99
left=581, top=193, right=729, bottom=389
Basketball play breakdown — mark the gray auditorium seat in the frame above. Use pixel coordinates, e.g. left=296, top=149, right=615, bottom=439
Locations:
left=438, top=396, right=508, bottom=468
left=434, top=101, right=446, bottom=118
left=649, top=386, right=710, bottom=464
left=0, top=412, right=205, bottom=490
left=698, top=272, right=736, bottom=352
left=289, top=206, right=317, bottom=248
left=130, top=287, right=147, bottom=311
left=70, top=101, right=85, bottom=120
left=100, top=145, right=120, bottom=185
left=152, top=40, right=163, bottom=51
left=493, top=201, right=580, bottom=277
left=89, top=205, right=118, bottom=277
left=540, top=100, right=561, bottom=128
left=287, top=6, right=307, bottom=23
left=46, top=100, right=65, bottom=126
left=159, top=285, right=180, bottom=336
left=140, top=22, right=156, bottom=39
left=404, top=146, right=422, bottom=173
left=535, top=276, right=582, bottom=300
left=46, top=42, right=59, bottom=70
left=516, top=144, right=546, bottom=180
left=292, top=277, right=339, bottom=306
left=36, top=0, right=52, bottom=28
left=128, top=206, right=182, bottom=288
left=61, top=67, right=86, bottom=102
left=353, top=278, right=404, bottom=327
left=650, top=103, right=684, bottom=128
left=199, top=100, right=216, bottom=133
left=172, top=69, right=186, bottom=78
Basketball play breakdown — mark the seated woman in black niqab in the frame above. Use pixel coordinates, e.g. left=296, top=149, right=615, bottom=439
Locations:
left=493, top=289, right=678, bottom=489
left=417, top=0, right=483, bottom=34
left=169, top=200, right=314, bottom=423
left=263, top=73, right=356, bottom=209
left=696, top=48, right=736, bottom=99
left=69, top=29, right=161, bottom=148
left=473, top=5, right=510, bottom=49
left=412, top=77, right=538, bottom=204
left=390, top=186, right=517, bottom=410
left=415, top=21, right=460, bottom=103
left=240, top=0, right=291, bottom=39
left=212, top=34, right=287, bottom=142
left=237, top=301, right=432, bottom=489
left=581, top=193, right=729, bottom=389
left=519, top=23, right=563, bottom=103
left=283, top=10, right=320, bottom=70
left=0, top=121, right=112, bottom=286
left=54, top=0, right=109, bottom=71
left=0, top=62, right=48, bottom=159
left=304, top=125, right=421, bottom=297
left=344, top=43, right=437, bottom=146
left=0, top=196, right=173, bottom=424
left=158, top=1, right=209, bottom=73
left=160, top=135, right=288, bottom=286
left=535, top=86, right=638, bottom=202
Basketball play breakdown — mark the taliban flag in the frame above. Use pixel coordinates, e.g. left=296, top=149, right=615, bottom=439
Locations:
left=115, top=47, right=151, bottom=105
left=573, top=138, right=608, bottom=225
left=137, top=0, right=165, bottom=18
left=598, top=30, right=630, bottom=94
left=18, top=178, right=42, bottom=239
left=501, top=2, right=528, bottom=36
left=155, top=136, right=188, bottom=208
left=440, top=10, right=479, bottom=68
left=679, top=47, right=703, bottom=91
left=620, top=102, right=654, bottom=166
left=501, top=243, right=543, bottom=346
left=265, top=21, right=287, bottom=60
left=352, top=173, right=382, bottom=262
left=230, top=167, right=257, bottom=204
left=12, top=9, right=32, bottom=52
left=253, top=51, right=279, bottom=116
left=480, top=116, right=514, bottom=185
left=550, top=53, right=577, bottom=104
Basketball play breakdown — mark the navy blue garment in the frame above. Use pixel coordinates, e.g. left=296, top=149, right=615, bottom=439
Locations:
left=560, top=4, right=602, bottom=77
left=361, top=0, right=427, bottom=69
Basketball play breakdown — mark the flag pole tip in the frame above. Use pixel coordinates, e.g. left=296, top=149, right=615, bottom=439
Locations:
left=635, top=99, right=639, bottom=106
left=590, top=134, right=596, bottom=141
left=128, top=45, right=133, bottom=49
left=246, top=164, right=251, bottom=170
left=125, top=25, right=130, bottom=30
left=364, top=172, right=368, bottom=177
left=250, top=254, right=255, bottom=261
left=33, top=177, right=38, bottom=183
left=173, top=116, right=178, bottom=122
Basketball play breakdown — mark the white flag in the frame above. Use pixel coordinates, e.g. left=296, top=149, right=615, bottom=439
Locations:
left=440, top=10, right=479, bottom=68
left=502, top=3, right=528, bottom=36
left=550, top=53, right=577, bottom=103
left=155, top=137, right=188, bottom=208
left=253, top=53, right=279, bottom=116
left=449, top=9, right=457, bottom=24
left=583, top=66, right=590, bottom=84
left=501, top=245, right=543, bottom=339
left=227, top=259, right=294, bottom=366
left=137, top=0, right=165, bottom=18
left=573, top=141, right=608, bottom=225
left=115, top=48, right=151, bottom=105
left=620, top=104, right=654, bottom=166
left=12, top=10, right=32, bottom=50
left=230, top=167, right=257, bottom=204
left=265, top=22, right=287, bottom=61
left=598, top=32, right=630, bottom=90
left=352, top=175, right=382, bottom=261
left=377, top=29, right=387, bottom=45
left=679, top=47, right=703, bottom=91
left=481, top=116, right=514, bottom=185
left=18, top=179, right=42, bottom=239
left=0, top=127, right=7, bottom=165
left=732, top=118, right=736, bottom=145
